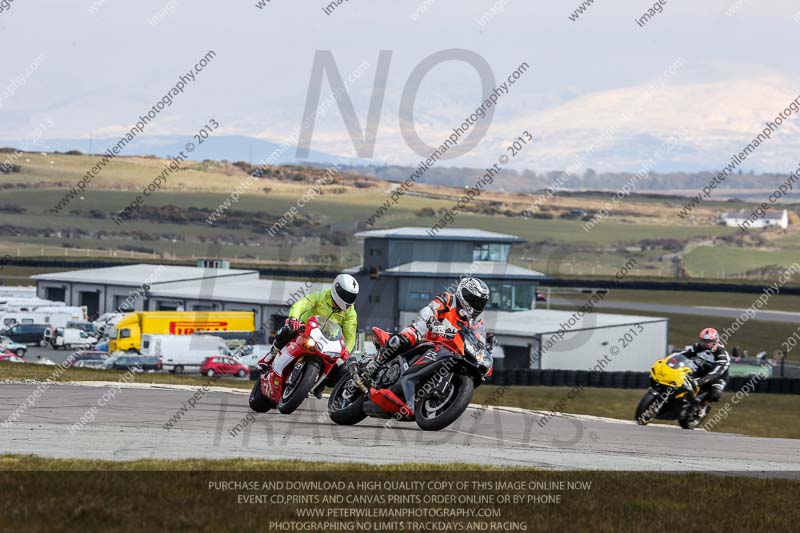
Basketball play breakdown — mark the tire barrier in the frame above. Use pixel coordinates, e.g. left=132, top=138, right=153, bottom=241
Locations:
left=486, top=369, right=800, bottom=394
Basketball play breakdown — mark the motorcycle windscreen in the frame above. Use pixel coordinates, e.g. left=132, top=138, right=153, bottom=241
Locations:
left=308, top=315, right=344, bottom=355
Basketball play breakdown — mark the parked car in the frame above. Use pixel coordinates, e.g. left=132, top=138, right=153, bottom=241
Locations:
left=110, top=355, right=162, bottom=372
left=200, top=356, right=249, bottom=378
left=0, top=352, right=25, bottom=363
left=1, top=323, right=48, bottom=346
left=72, top=358, right=109, bottom=369
left=64, top=350, right=109, bottom=369
left=0, top=335, right=27, bottom=357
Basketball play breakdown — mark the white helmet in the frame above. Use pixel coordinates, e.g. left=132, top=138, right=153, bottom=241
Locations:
left=331, top=274, right=359, bottom=310
left=455, top=277, right=490, bottom=319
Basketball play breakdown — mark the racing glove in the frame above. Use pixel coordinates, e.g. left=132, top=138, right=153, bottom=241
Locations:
left=486, top=333, right=495, bottom=354
left=386, top=333, right=410, bottom=354
left=286, top=317, right=303, bottom=331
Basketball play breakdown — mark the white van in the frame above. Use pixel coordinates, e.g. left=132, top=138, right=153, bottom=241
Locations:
left=233, top=344, right=271, bottom=373
left=49, top=328, right=99, bottom=350
left=140, top=334, right=231, bottom=373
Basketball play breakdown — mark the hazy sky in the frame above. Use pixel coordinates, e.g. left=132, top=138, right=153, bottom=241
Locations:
left=2, top=0, right=800, bottom=172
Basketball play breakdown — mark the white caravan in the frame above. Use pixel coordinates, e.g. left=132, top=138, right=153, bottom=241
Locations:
left=0, top=308, right=84, bottom=329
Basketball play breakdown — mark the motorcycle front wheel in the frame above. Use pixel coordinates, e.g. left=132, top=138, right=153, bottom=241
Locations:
left=415, top=374, right=473, bottom=431
left=327, top=374, right=367, bottom=425
left=249, top=378, right=275, bottom=413
left=635, top=389, right=661, bottom=425
left=278, top=360, right=320, bottom=414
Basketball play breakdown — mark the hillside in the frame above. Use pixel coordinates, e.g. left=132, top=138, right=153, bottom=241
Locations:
left=1, top=149, right=798, bottom=281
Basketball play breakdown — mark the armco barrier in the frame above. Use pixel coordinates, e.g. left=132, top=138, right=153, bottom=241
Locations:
left=486, top=369, right=800, bottom=394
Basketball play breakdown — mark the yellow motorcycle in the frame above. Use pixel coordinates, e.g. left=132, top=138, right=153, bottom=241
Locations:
left=635, top=353, right=710, bottom=430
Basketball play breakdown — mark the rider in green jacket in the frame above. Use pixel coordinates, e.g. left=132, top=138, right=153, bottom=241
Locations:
left=261, top=274, right=359, bottom=397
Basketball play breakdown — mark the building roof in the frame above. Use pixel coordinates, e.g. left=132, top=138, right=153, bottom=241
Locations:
left=31, top=264, right=258, bottom=287
left=354, top=227, right=523, bottom=243
left=147, top=277, right=327, bottom=306
left=383, top=261, right=547, bottom=280
left=484, top=309, right=666, bottom=337
left=722, top=209, right=787, bottom=221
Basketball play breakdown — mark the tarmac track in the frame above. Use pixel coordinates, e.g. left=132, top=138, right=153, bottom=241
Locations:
left=1, top=382, right=798, bottom=477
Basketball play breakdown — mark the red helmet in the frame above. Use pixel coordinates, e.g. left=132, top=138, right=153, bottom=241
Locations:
left=699, top=328, right=719, bottom=351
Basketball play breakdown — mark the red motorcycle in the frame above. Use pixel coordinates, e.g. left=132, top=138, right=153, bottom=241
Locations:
left=249, top=315, right=349, bottom=414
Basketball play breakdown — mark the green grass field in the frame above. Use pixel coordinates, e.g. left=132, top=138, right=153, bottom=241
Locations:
left=0, top=150, right=779, bottom=280
left=600, top=288, right=800, bottom=312
left=684, top=245, right=800, bottom=277
left=1, top=456, right=798, bottom=532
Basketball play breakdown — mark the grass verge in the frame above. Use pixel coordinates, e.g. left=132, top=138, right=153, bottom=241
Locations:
left=472, top=385, right=800, bottom=439
left=0, top=362, right=252, bottom=390
left=0, top=456, right=798, bottom=532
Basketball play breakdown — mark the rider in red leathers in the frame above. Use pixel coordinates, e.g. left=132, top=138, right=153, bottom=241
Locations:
left=361, top=277, right=493, bottom=382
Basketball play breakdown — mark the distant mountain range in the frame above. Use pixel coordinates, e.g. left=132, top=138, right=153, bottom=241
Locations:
left=0, top=135, right=373, bottom=167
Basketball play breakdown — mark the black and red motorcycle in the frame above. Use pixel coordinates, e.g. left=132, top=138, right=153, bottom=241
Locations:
left=327, top=321, right=493, bottom=431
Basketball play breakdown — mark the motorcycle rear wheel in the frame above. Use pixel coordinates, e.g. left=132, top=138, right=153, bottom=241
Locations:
left=415, top=374, right=473, bottom=432
left=278, top=360, right=320, bottom=414
left=328, top=375, right=367, bottom=425
left=679, top=405, right=710, bottom=430
left=249, top=378, right=275, bottom=413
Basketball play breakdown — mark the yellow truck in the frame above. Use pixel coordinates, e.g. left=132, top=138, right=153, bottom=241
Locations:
left=107, top=311, right=255, bottom=353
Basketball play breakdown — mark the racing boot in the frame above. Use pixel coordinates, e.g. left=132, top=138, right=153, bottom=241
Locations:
left=312, top=382, right=324, bottom=399
left=258, top=345, right=278, bottom=374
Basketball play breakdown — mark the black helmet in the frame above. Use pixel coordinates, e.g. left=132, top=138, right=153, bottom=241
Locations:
left=455, top=277, right=490, bottom=319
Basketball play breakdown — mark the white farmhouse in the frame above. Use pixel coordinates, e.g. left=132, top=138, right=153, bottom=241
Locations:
left=721, top=209, right=788, bottom=229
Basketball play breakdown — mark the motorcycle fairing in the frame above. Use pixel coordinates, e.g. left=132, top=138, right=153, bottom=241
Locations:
left=399, top=348, right=459, bottom=412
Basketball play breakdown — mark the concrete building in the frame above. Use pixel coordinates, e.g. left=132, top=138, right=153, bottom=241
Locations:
left=485, top=309, right=667, bottom=372
left=33, top=264, right=323, bottom=332
left=348, top=227, right=548, bottom=331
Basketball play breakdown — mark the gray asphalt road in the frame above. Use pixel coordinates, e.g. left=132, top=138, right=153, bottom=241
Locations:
left=551, top=298, right=800, bottom=323
left=1, top=383, right=798, bottom=476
